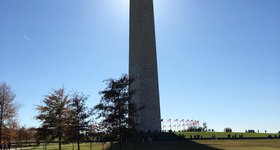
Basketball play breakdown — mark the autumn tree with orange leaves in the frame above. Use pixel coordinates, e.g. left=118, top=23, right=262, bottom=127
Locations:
left=0, top=82, right=19, bottom=144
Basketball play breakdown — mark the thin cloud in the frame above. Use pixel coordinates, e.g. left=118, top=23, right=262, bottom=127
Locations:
left=23, top=35, right=32, bottom=41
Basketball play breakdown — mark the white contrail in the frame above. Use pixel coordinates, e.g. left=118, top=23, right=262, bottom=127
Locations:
left=23, top=35, right=32, bottom=41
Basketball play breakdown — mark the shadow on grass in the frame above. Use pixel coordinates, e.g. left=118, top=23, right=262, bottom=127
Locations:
left=106, top=140, right=222, bottom=150
left=105, top=132, right=221, bottom=150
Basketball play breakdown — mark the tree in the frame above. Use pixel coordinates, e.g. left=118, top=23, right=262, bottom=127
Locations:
left=94, top=74, right=138, bottom=150
left=36, top=88, right=70, bottom=150
left=0, top=82, right=19, bottom=144
left=224, top=128, right=232, bottom=133
left=203, top=122, right=207, bottom=132
left=17, top=126, right=27, bottom=147
left=36, top=126, right=53, bottom=150
left=68, top=91, right=91, bottom=150
left=3, top=120, right=19, bottom=143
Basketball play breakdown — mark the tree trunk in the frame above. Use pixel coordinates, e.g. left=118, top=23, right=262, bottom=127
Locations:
left=119, top=125, right=122, bottom=150
left=44, top=141, right=47, bottom=150
left=58, top=113, right=62, bottom=150
left=0, top=119, right=2, bottom=146
left=0, top=97, right=4, bottom=145
left=77, top=130, right=80, bottom=150
left=118, top=105, right=122, bottom=150
left=77, top=140, right=80, bottom=150
left=90, top=141, right=92, bottom=150
left=58, top=134, right=62, bottom=150
left=0, top=86, right=7, bottom=146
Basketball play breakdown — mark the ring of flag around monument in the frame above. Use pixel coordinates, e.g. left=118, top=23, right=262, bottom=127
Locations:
left=161, top=118, right=202, bottom=131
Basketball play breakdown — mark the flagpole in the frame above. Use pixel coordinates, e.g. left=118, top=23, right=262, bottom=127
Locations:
left=177, top=120, right=178, bottom=132
left=161, top=119, right=164, bottom=131
left=170, top=119, right=172, bottom=131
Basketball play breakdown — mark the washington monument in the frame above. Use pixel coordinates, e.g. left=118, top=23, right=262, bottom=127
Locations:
left=129, top=0, right=161, bottom=132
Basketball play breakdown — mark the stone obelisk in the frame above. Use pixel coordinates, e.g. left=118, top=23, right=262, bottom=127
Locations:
left=129, top=0, right=161, bottom=132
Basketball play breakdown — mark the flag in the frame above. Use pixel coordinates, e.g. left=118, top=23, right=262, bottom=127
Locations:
left=174, top=119, right=178, bottom=122
left=161, top=119, right=163, bottom=122
left=167, top=119, right=171, bottom=122
left=180, top=119, right=184, bottom=122
left=91, top=124, right=98, bottom=129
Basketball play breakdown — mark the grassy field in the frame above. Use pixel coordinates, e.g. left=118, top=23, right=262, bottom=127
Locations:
left=22, top=139, right=280, bottom=150
left=196, top=139, right=280, bottom=150
left=176, top=131, right=280, bottom=139
left=22, top=143, right=110, bottom=150
left=17, top=132, right=280, bottom=150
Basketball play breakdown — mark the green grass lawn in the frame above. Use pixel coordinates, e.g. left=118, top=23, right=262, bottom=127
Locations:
left=23, top=143, right=110, bottom=150
left=196, top=139, right=280, bottom=150
left=22, top=139, right=280, bottom=150
left=12, top=132, right=280, bottom=150
left=176, top=131, right=280, bottom=139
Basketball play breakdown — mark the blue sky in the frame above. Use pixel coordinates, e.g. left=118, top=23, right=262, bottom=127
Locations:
left=0, top=0, right=279, bottom=133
